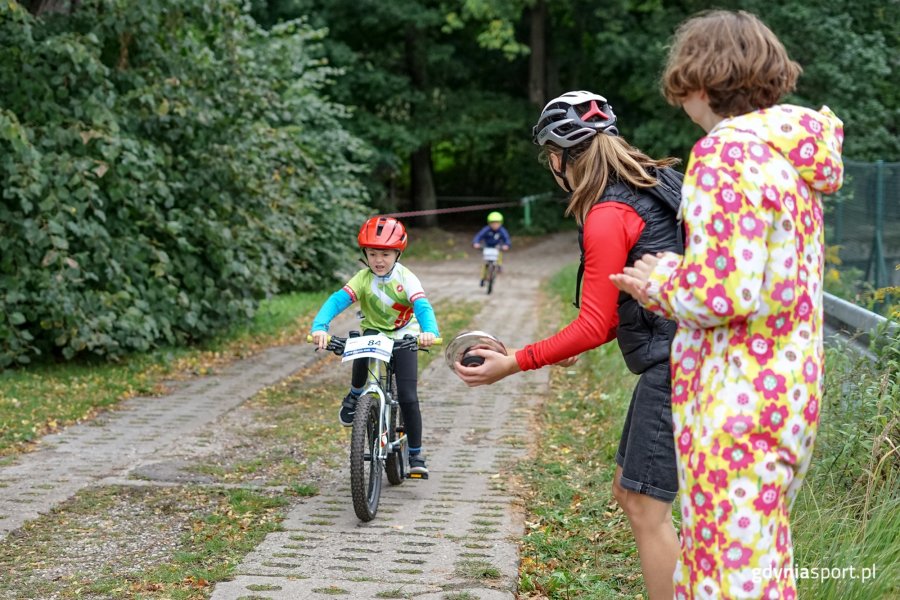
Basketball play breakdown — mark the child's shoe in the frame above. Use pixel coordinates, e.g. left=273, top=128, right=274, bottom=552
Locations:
left=339, top=392, right=359, bottom=427
left=408, top=453, right=429, bottom=476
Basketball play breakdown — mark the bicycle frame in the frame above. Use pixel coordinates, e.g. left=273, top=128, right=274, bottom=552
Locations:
left=358, top=355, right=403, bottom=462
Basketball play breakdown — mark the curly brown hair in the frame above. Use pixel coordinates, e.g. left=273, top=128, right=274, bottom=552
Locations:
left=662, top=10, right=801, bottom=117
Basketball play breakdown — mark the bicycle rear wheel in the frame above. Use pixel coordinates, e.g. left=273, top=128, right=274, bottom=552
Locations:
left=385, top=373, right=406, bottom=485
left=350, top=394, right=383, bottom=521
left=384, top=402, right=407, bottom=485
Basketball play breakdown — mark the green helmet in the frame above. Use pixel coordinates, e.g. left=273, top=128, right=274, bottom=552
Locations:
left=487, top=211, right=503, bottom=223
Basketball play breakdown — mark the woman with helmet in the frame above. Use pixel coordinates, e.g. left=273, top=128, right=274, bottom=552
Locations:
left=472, top=211, right=512, bottom=285
left=454, top=91, right=683, bottom=599
left=311, top=216, right=440, bottom=476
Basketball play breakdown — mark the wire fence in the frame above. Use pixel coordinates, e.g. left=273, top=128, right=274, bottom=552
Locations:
left=826, top=160, right=900, bottom=293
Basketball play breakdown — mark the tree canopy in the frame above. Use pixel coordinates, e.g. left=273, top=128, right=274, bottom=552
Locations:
left=2, top=0, right=896, bottom=364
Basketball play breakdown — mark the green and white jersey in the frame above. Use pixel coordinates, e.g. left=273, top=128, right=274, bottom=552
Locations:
left=342, top=263, right=427, bottom=339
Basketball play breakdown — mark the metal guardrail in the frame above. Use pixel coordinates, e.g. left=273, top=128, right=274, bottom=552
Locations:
left=823, top=292, right=898, bottom=358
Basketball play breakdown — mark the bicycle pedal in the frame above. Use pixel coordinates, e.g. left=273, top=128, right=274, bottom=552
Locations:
left=407, top=472, right=429, bottom=480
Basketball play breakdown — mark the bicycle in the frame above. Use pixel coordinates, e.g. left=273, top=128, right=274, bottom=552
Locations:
left=307, top=332, right=441, bottom=521
left=479, top=246, right=501, bottom=295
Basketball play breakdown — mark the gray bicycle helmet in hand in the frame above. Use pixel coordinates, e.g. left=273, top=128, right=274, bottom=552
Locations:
left=532, top=91, right=618, bottom=148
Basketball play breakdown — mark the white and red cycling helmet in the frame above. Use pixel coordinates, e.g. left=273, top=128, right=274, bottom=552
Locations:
left=532, top=91, right=618, bottom=148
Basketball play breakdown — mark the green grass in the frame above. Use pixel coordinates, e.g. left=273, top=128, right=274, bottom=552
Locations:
left=790, top=336, right=899, bottom=599
left=401, top=228, right=471, bottom=261
left=0, top=485, right=288, bottom=599
left=455, top=559, right=502, bottom=579
left=0, top=291, right=327, bottom=455
left=517, top=264, right=646, bottom=599
left=421, top=299, right=480, bottom=373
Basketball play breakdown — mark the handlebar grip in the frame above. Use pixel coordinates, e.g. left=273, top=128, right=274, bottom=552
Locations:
left=431, top=337, right=443, bottom=346
left=306, top=334, right=331, bottom=343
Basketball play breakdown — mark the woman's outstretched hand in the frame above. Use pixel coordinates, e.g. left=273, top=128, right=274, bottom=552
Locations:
left=610, top=253, right=660, bottom=305
left=454, top=347, right=521, bottom=387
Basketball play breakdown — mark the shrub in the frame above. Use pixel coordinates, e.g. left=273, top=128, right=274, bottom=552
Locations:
left=0, top=1, right=370, bottom=365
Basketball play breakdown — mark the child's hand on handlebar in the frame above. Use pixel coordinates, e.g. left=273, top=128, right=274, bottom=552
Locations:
left=418, top=332, right=436, bottom=348
left=501, top=245, right=509, bottom=251
left=311, top=330, right=329, bottom=350
left=473, top=243, right=481, bottom=249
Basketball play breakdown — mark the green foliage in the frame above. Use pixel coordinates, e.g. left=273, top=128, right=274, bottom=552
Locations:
left=792, top=335, right=900, bottom=599
left=0, top=0, right=370, bottom=365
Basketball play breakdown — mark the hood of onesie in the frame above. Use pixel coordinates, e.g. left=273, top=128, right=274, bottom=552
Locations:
left=712, top=104, right=844, bottom=196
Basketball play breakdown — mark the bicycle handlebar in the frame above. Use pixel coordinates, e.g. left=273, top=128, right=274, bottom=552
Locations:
left=306, top=333, right=443, bottom=356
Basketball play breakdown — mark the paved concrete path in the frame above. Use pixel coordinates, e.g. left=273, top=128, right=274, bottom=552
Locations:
left=212, top=234, right=575, bottom=600
left=0, top=343, right=325, bottom=540
left=0, top=231, right=577, bottom=598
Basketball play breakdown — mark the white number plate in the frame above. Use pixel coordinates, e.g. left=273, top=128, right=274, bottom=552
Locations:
left=342, top=334, right=394, bottom=363
left=482, top=247, right=500, bottom=261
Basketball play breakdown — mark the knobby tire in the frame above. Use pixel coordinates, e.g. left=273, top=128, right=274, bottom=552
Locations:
left=385, top=374, right=406, bottom=485
left=350, top=394, right=382, bottom=521
left=486, top=262, right=496, bottom=295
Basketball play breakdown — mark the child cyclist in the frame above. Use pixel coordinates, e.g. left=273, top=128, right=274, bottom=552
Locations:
left=612, top=10, right=844, bottom=599
left=472, top=211, right=511, bottom=285
left=311, top=216, right=440, bottom=476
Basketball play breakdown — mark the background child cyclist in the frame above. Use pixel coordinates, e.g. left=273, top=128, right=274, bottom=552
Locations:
left=311, top=216, right=440, bottom=476
left=612, top=10, right=844, bottom=599
left=472, top=211, right=511, bottom=285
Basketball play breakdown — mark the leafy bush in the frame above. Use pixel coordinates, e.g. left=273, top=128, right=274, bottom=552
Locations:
left=0, top=1, right=370, bottom=365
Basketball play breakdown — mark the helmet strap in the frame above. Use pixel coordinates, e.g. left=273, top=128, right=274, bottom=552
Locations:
left=551, top=148, right=574, bottom=193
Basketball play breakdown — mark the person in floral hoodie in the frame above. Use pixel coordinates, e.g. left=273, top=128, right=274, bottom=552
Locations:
left=611, top=10, right=844, bottom=600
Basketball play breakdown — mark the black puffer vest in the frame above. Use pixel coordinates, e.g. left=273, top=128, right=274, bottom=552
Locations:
left=574, top=167, right=684, bottom=375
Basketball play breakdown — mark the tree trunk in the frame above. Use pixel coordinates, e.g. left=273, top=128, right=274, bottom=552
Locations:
left=528, top=0, right=547, bottom=106
left=27, top=0, right=78, bottom=15
left=405, top=25, right=438, bottom=227
left=410, top=145, right=437, bottom=228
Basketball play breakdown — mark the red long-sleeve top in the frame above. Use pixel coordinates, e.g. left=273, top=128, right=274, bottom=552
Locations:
left=516, top=202, right=645, bottom=370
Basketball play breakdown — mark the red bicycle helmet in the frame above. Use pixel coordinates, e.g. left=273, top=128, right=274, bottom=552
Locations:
left=357, top=216, right=408, bottom=251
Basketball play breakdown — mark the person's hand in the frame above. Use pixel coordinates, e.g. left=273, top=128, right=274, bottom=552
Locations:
left=418, top=332, right=435, bottom=348
left=454, top=348, right=520, bottom=387
left=311, top=330, right=329, bottom=350
left=609, top=253, right=661, bottom=305
left=473, top=243, right=482, bottom=249
left=501, top=245, right=509, bottom=251
left=553, top=355, right=579, bottom=367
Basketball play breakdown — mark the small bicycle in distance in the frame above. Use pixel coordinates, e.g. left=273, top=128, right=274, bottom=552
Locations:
left=307, top=331, right=441, bottom=521
left=479, top=246, right=501, bottom=295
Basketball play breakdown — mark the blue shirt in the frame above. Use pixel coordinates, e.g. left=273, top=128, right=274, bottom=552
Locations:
left=472, top=225, right=511, bottom=248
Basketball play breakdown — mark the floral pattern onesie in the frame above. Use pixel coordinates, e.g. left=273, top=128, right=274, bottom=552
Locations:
left=644, top=105, right=844, bottom=599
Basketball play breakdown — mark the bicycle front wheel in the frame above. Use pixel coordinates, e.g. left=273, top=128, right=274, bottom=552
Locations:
left=350, top=394, right=383, bottom=521
left=486, top=262, right=496, bottom=295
